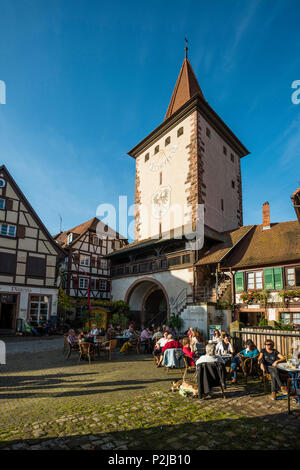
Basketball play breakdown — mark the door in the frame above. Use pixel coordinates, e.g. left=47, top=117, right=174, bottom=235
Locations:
left=0, top=303, right=15, bottom=329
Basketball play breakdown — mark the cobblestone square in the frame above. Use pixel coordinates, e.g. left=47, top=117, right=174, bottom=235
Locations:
left=0, top=338, right=299, bottom=450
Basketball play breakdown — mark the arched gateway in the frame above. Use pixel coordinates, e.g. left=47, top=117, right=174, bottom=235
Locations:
left=124, top=278, right=170, bottom=328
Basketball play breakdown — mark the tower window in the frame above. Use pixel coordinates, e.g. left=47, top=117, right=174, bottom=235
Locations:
left=232, top=180, right=235, bottom=189
left=231, top=153, right=234, bottom=162
left=165, top=136, right=171, bottom=146
left=154, top=145, right=159, bottom=154
left=221, top=199, right=224, bottom=211
left=206, top=128, right=211, bottom=138
left=177, top=127, right=184, bottom=137
left=223, top=146, right=227, bottom=155
left=145, top=153, right=149, bottom=162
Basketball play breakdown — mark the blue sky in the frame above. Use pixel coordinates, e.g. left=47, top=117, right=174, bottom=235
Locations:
left=0, top=0, right=299, bottom=239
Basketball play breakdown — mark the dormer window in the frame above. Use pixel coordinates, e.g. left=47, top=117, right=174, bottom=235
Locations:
left=177, top=127, right=184, bottom=137
left=165, top=136, right=171, bottom=146
left=67, top=233, right=73, bottom=244
left=154, top=145, right=159, bottom=154
left=0, top=178, right=5, bottom=188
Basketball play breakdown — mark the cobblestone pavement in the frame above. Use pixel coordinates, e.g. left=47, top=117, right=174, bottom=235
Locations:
left=4, top=337, right=62, bottom=355
left=0, top=342, right=300, bottom=450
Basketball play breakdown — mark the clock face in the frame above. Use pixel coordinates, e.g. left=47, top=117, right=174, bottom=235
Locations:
left=151, top=186, right=171, bottom=219
left=149, top=144, right=178, bottom=172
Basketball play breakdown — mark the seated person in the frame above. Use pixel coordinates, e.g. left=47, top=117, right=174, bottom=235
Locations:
left=230, top=339, right=259, bottom=384
left=114, top=324, right=123, bottom=335
left=182, top=337, right=195, bottom=367
left=152, top=327, right=163, bottom=342
left=89, top=324, right=99, bottom=338
left=196, top=343, right=224, bottom=365
left=162, top=334, right=182, bottom=353
left=106, top=324, right=117, bottom=340
left=211, top=329, right=221, bottom=343
left=190, top=329, right=205, bottom=354
left=25, top=318, right=40, bottom=336
left=215, top=334, right=234, bottom=357
left=120, top=326, right=139, bottom=353
left=154, top=332, right=170, bottom=367
left=258, top=340, right=286, bottom=400
left=140, top=327, right=153, bottom=353
left=67, top=329, right=78, bottom=346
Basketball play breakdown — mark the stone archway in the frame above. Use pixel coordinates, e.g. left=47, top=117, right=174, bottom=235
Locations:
left=124, top=277, right=170, bottom=327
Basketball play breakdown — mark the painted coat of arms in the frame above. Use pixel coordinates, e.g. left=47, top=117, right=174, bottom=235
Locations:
left=151, top=186, right=171, bottom=219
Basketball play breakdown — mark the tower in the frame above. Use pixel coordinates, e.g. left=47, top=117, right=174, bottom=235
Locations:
left=128, top=49, right=249, bottom=241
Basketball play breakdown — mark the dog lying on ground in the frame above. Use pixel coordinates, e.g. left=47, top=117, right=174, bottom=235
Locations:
left=171, top=379, right=198, bottom=397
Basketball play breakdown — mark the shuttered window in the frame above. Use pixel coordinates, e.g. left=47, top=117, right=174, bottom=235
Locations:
left=0, top=252, right=17, bottom=274
left=274, top=267, right=284, bottom=290
left=264, top=268, right=275, bottom=290
left=26, top=256, right=46, bottom=278
left=235, top=272, right=244, bottom=292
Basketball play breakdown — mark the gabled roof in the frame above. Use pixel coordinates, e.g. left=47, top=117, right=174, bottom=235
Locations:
left=0, top=165, right=66, bottom=257
left=291, top=187, right=300, bottom=223
left=54, top=217, right=127, bottom=249
left=196, top=225, right=255, bottom=266
left=222, top=221, right=300, bottom=269
left=165, top=58, right=204, bottom=120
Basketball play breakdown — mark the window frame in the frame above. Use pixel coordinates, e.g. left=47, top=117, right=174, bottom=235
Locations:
left=0, top=224, right=16, bottom=237
left=0, top=199, right=5, bottom=210
left=246, top=270, right=264, bottom=290
left=29, top=295, right=50, bottom=326
left=285, top=266, right=300, bottom=288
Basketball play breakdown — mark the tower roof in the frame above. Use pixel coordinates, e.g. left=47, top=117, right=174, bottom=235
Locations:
left=165, top=57, right=204, bottom=120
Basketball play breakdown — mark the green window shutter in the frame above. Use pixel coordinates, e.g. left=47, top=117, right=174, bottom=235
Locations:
left=235, top=272, right=244, bottom=292
left=264, top=268, right=275, bottom=290
left=274, top=267, right=283, bottom=290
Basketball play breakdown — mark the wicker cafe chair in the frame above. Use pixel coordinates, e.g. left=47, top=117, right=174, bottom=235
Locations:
left=126, top=336, right=141, bottom=355
left=64, top=336, right=79, bottom=359
left=78, top=342, right=96, bottom=364
left=240, top=354, right=260, bottom=384
left=99, top=339, right=118, bottom=361
left=181, top=353, right=197, bottom=381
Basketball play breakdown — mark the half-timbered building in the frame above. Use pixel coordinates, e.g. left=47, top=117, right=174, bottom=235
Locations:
left=54, top=218, right=127, bottom=315
left=0, top=165, right=65, bottom=333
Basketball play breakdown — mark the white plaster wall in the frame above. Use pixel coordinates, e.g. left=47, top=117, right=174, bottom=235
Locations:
left=181, top=305, right=208, bottom=338
left=111, top=268, right=193, bottom=307
left=0, top=284, right=59, bottom=320
left=199, top=112, right=242, bottom=232
left=135, top=113, right=195, bottom=240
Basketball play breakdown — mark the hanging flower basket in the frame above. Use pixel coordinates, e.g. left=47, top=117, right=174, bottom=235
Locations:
left=239, top=289, right=269, bottom=306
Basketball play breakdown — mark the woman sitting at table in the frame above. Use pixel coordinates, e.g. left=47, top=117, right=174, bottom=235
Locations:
left=258, top=340, right=287, bottom=400
left=190, top=329, right=204, bottom=354
left=182, top=337, right=195, bottom=367
left=211, top=329, right=221, bottom=343
left=215, top=334, right=234, bottom=357
left=140, top=327, right=153, bottom=353
left=230, top=339, right=259, bottom=384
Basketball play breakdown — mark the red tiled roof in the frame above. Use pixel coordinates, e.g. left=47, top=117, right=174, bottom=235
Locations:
left=223, top=221, right=300, bottom=269
left=165, top=58, right=204, bottom=120
left=196, top=225, right=254, bottom=266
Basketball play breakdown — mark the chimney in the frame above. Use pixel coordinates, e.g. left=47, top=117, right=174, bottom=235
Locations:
left=262, top=201, right=270, bottom=230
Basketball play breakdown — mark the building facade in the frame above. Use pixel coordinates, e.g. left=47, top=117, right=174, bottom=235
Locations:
left=0, top=165, right=65, bottom=333
left=109, top=53, right=250, bottom=335
left=54, top=217, right=127, bottom=316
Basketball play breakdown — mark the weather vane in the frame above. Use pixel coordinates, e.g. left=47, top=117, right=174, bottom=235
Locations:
left=184, top=37, right=188, bottom=59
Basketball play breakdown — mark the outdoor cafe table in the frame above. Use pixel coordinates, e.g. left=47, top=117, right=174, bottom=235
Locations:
left=277, top=363, right=300, bottom=404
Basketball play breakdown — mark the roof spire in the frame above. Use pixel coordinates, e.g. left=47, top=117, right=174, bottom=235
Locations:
left=184, top=37, right=188, bottom=59
left=164, top=48, right=204, bottom=120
